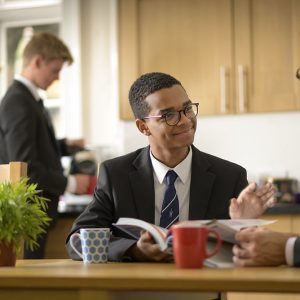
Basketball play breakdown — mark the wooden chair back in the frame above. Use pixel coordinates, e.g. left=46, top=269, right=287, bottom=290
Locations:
left=0, top=162, right=27, bottom=184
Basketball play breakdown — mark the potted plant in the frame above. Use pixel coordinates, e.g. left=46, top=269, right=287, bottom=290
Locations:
left=0, top=178, right=51, bottom=266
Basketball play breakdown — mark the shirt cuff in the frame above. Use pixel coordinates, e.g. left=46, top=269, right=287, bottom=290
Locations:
left=286, top=237, right=297, bottom=266
left=66, top=175, right=77, bottom=193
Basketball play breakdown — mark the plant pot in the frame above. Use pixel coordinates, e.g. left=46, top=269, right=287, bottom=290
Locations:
left=0, top=241, right=16, bottom=267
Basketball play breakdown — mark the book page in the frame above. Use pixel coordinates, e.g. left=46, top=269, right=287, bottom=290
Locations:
left=114, top=218, right=276, bottom=254
left=217, top=219, right=276, bottom=231
left=212, top=219, right=276, bottom=243
left=204, top=240, right=234, bottom=268
left=175, top=219, right=276, bottom=243
left=113, top=218, right=168, bottom=250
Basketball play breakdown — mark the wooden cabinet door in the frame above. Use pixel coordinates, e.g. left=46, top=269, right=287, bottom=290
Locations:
left=119, top=0, right=300, bottom=119
left=119, top=0, right=235, bottom=119
left=234, top=0, right=300, bottom=113
left=292, top=215, right=300, bottom=234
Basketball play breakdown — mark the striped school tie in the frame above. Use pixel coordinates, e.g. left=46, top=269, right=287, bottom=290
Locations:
left=159, top=170, right=179, bottom=228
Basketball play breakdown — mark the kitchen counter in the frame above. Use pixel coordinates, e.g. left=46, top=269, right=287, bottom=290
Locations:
left=264, top=203, right=300, bottom=214
left=58, top=192, right=92, bottom=217
left=58, top=204, right=87, bottom=217
left=58, top=201, right=300, bottom=217
left=59, top=203, right=300, bottom=217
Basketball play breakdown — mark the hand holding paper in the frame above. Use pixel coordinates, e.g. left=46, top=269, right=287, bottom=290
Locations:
left=126, top=231, right=173, bottom=262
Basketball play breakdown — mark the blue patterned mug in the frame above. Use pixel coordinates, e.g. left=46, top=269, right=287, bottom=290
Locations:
left=69, top=228, right=110, bottom=263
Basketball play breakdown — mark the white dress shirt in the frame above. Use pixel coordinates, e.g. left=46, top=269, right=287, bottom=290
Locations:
left=149, top=147, right=192, bottom=226
left=15, top=74, right=40, bottom=100
left=286, top=237, right=297, bottom=266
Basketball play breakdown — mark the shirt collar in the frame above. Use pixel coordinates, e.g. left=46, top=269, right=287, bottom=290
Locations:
left=150, top=147, right=192, bottom=184
left=14, top=74, right=42, bottom=101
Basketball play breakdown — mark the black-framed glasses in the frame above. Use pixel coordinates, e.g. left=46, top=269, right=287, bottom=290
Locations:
left=143, top=102, right=199, bottom=126
left=296, top=68, right=300, bottom=80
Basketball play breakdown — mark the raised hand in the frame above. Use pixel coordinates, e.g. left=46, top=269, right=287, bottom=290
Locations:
left=229, top=182, right=276, bottom=219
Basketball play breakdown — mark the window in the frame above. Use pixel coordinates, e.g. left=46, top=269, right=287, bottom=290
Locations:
left=0, top=0, right=63, bottom=135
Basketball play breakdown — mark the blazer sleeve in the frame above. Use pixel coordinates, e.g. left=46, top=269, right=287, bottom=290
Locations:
left=234, top=167, right=248, bottom=197
left=66, top=162, right=137, bottom=261
left=1, top=94, right=67, bottom=196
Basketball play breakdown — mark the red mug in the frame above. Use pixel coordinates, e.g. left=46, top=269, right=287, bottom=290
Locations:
left=168, top=225, right=221, bottom=268
left=87, top=176, right=97, bottom=195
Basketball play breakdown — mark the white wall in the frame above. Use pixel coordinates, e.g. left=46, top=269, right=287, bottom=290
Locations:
left=61, top=0, right=82, bottom=138
left=64, top=0, right=300, bottom=185
left=121, top=112, right=300, bottom=183
left=80, top=0, right=119, bottom=147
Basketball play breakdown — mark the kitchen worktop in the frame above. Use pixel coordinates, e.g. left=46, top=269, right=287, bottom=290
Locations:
left=264, top=203, right=300, bottom=214
left=58, top=201, right=300, bottom=217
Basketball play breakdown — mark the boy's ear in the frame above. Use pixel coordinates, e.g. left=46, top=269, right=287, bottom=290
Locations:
left=136, top=119, right=150, bottom=136
left=31, top=54, right=43, bottom=68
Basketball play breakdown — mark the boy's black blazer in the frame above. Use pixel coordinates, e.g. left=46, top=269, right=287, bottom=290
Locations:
left=66, top=145, right=248, bottom=261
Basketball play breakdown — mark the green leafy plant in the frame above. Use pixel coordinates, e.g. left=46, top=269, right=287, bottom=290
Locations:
left=0, top=178, right=51, bottom=254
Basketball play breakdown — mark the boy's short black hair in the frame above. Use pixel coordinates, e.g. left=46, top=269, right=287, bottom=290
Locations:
left=129, top=72, right=182, bottom=119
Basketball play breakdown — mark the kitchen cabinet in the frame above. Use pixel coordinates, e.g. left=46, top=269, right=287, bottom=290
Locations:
left=118, top=0, right=300, bottom=119
left=235, top=0, right=300, bottom=113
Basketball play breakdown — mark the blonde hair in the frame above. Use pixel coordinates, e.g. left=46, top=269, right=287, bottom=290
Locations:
left=22, top=32, right=73, bottom=67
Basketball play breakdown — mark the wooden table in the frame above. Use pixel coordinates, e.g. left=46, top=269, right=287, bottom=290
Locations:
left=0, top=259, right=299, bottom=300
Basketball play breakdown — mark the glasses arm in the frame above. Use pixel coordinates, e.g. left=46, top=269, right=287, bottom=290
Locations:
left=143, top=115, right=163, bottom=120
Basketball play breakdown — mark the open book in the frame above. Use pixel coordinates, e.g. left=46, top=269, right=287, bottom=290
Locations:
left=113, top=217, right=275, bottom=268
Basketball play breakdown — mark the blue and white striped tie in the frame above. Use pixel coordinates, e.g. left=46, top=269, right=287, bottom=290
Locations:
left=159, top=170, right=179, bottom=228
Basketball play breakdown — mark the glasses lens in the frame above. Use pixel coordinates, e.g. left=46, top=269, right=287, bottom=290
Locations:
left=165, top=112, right=180, bottom=126
left=185, top=104, right=198, bottom=119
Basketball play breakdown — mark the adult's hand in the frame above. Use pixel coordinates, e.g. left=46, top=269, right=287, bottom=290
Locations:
left=233, top=227, right=289, bottom=266
left=65, top=138, right=85, bottom=154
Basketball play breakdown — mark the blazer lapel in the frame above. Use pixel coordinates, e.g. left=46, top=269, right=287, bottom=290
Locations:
left=129, top=147, right=155, bottom=223
left=37, top=99, right=61, bottom=156
left=189, top=146, right=216, bottom=220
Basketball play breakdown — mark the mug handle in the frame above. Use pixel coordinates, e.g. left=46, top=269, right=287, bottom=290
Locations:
left=205, top=229, right=222, bottom=258
left=69, top=232, right=83, bottom=259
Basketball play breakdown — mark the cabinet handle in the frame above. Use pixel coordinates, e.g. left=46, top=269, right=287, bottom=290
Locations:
left=220, top=66, right=227, bottom=113
left=238, top=65, right=247, bottom=113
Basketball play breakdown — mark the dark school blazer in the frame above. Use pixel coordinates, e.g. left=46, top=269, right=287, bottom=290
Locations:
left=66, top=145, right=248, bottom=261
left=0, top=80, right=67, bottom=221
